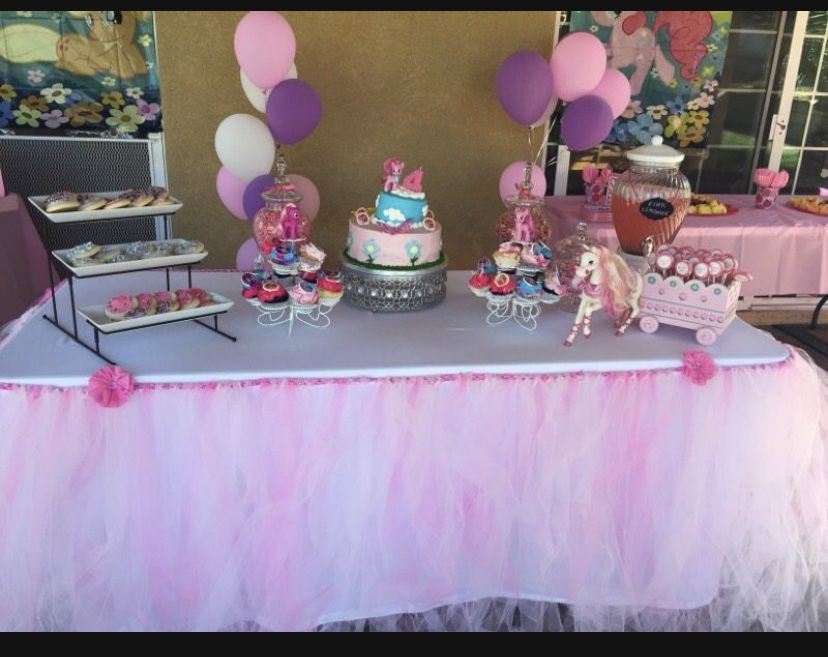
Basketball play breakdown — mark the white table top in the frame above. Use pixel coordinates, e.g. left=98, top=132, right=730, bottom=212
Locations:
left=0, top=271, right=789, bottom=387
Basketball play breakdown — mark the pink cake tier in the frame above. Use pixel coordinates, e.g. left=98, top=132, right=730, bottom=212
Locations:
left=346, top=215, right=443, bottom=268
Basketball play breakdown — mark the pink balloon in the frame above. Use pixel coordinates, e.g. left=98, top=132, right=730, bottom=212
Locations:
left=590, top=68, right=631, bottom=119
left=216, top=167, right=249, bottom=221
left=549, top=31, right=607, bottom=102
left=288, top=174, right=320, bottom=221
left=235, top=237, right=260, bottom=271
left=234, top=11, right=296, bottom=89
left=499, top=161, right=547, bottom=206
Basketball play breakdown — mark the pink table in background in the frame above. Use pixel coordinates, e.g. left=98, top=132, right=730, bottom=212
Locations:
left=545, top=195, right=828, bottom=298
left=0, top=194, right=53, bottom=328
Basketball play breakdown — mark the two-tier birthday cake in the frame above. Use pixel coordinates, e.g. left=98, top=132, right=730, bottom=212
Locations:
left=341, top=158, right=447, bottom=311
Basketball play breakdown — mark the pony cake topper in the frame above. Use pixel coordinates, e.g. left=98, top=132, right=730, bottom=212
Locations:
left=381, top=158, right=425, bottom=194
left=545, top=243, right=643, bottom=346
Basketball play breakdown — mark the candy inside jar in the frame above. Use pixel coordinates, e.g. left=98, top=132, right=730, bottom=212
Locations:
left=252, top=154, right=311, bottom=255
left=496, top=161, right=552, bottom=245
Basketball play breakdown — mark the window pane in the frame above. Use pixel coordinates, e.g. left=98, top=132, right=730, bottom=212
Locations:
left=707, top=91, right=765, bottom=147
left=805, top=97, right=828, bottom=147
left=819, top=45, right=828, bottom=92
left=795, top=150, right=828, bottom=194
left=807, top=10, right=828, bottom=36
left=774, top=36, right=792, bottom=90
left=722, top=32, right=778, bottom=89
left=731, top=11, right=781, bottom=31
left=680, top=150, right=703, bottom=192
left=775, top=37, right=823, bottom=91
left=781, top=148, right=801, bottom=193
left=698, top=148, right=755, bottom=193
left=787, top=96, right=812, bottom=146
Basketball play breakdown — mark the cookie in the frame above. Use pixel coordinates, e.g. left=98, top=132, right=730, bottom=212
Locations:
left=103, top=198, right=132, bottom=210
left=104, top=294, right=137, bottom=321
left=78, top=195, right=107, bottom=211
left=173, top=239, right=204, bottom=255
left=66, top=241, right=101, bottom=263
left=45, top=191, right=80, bottom=213
left=94, top=246, right=123, bottom=264
left=129, top=192, right=155, bottom=207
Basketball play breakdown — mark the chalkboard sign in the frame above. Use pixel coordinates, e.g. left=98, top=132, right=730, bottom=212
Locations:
left=639, top=198, right=674, bottom=221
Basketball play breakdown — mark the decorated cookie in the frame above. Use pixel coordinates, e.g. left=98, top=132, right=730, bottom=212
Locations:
left=104, top=294, right=137, bottom=321
left=45, top=191, right=80, bottom=213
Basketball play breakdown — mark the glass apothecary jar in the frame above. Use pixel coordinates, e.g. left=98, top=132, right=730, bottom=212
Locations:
left=610, top=136, right=690, bottom=255
left=496, top=162, right=552, bottom=246
left=251, top=154, right=311, bottom=254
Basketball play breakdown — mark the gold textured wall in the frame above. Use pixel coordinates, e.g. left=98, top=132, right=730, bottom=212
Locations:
left=156, top=11, right=557, bottom=270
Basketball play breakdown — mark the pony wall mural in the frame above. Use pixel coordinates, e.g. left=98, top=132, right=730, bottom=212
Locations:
left=571, top=11, right=732, bottom=150
left=0, top=10, right=161, bottom=137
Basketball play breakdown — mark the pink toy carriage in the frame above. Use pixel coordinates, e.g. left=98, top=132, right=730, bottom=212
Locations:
left=637, top=273, right=742, bottom=345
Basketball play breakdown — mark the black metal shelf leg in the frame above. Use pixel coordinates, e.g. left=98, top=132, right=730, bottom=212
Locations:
left=810, top=294, right=828, bottom=329
left=68, top=275, right=79, bottom=339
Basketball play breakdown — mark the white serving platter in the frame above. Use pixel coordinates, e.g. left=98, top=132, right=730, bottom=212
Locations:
left=78, top=293, right=233, bottom=334
left=52, top=243, right=208, bottom=278
left=28, top=191, right=183, bottom=223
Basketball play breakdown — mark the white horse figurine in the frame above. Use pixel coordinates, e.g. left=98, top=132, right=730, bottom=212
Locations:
left=546, top=244, right=643, bottom=346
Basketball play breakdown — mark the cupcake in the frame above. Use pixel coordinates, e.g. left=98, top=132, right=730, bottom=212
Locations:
left=299, top=269, right=319, bottom=284
left=289, top=279, right=319, bottom=308
left=516, top=275, right=542, bottom=301
left=493, top=243, right=520, bottom=271
left=477, top=257, right=498, bottom=276
left=489, top=272, right=516, bottom=298
left=257, top=280, right=288, bottom=306
left=468, top=271, right=492, bottom=297
left=317, top=270, right=345, bottom=306
left=270, top=242, right=299, bottom=275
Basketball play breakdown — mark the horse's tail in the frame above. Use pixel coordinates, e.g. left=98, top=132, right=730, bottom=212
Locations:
left=0, top=24, right=61, bottom=64
left=628, top=271, right=644, bottom=318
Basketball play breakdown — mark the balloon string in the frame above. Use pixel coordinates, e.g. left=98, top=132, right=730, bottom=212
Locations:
left=527, top=126, right=534, bottom=167
left=533, top=103, right=562, bottom=168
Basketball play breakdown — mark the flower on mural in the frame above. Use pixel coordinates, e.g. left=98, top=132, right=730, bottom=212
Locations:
left=362, top=239, right=380, bottom=264
left=64, top=101, right=104, bottom=127
left=0, top=101, right=13, bottom=128
left=706, top=43, right=719, bottom=53
left=101, top=91, right=125, bottom=108
left=664, top=114, right=685, bottom=139
left=589, top=25, right=598, bottom=33
left=621, top=100, right=643, bottom=119
left=125, top=87, right=143, bottom=100
left=88, top=365, right=135, bottom=408
left=26, top=69, right=45, bottom=84
left=41, top=109, right=69, bottom=129
left=16, top=11, right=32, bottom=18
left=668, top=79, right=678, bottom=89
left=681, top=350, right=716, bottom=385
left=687, top=110, right=710, bottom=130
left=696, top=92, right=715, bottom=109
left=666, top=97, right=685, bottom=116
left=65, top=91, right=82, bottom=107
left=405, top=240, right=423, bottom=265
left=627, top=113, right=664, bottom=145
left=106, top=105, right=146, bottom=133
left=686, top=98, right=701, bottom=111
left=136, top=98, right=160, bottom=121
left=604, top=121, right=631, bottom=145
left=101, top=76, right=117, bottom=88
left=0, top=84, right=17, bottom=102
left=13, top=106, right=42, bottom=128
left=678, top=125, right=706, bottom=148
left=703, top=79, right=719, bottom=94
left=20, top=95, right=48, bottom=113
left=701, top=66, right=715, bottom=79
left=40, top=83, right=72, bottom=105
left=646, top=104, right=668, bottom=120
left=137, top=34, right=153, bottom=47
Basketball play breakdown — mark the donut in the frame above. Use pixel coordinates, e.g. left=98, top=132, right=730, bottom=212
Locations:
left=104, top=294, right=137, bottom=321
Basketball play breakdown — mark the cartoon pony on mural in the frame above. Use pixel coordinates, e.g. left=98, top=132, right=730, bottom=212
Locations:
left=0, top=11, right=149, bottom=79
left=590, top=11, right=714, bottom=95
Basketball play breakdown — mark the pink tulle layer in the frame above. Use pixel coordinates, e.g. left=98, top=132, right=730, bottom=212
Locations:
left=0, top=349, right=827, bottom=631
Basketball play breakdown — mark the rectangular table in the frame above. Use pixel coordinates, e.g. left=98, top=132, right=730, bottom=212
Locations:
left=0, top=271, right=825, bottom=632
left=545, top=195, right=828, bottom=298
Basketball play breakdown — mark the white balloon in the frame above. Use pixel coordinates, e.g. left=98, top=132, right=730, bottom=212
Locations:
left=240, top=69, right=270, bottom=113
left=214, top=114, right=275, bottom=183
left=240, top=63, right=298, bottom=113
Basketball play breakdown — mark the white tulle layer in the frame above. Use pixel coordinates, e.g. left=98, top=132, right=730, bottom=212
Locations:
left=0, top=348, right=827, bottom=631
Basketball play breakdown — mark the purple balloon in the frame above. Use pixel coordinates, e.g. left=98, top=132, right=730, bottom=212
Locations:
left=243, top=174, right=275, bottom=220
left=496, top=50, right=555, bottom=126
left=265, top=79, right=322, bottom=145
left=560, top=95, right=614, bottom=151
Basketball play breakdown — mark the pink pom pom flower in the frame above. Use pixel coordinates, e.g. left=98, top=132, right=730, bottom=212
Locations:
left=88, top=365, right=135, bottom=408
left=681, top=350, right=716, bottom=386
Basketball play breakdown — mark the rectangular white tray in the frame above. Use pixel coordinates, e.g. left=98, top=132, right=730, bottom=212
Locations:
left=28, top=191, right=183, bottom=224
left=53, top=243, right=208, bottom=278
left=78, top=293, right=234, bottom=334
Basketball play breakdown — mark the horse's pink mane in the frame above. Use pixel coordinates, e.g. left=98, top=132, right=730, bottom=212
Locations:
left=653, top=11, right=713, bottom=80
left=591, top=245, right=640, bottom=320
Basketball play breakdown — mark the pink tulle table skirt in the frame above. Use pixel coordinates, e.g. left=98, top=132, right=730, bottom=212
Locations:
left=1, top=349, right=827, bottom=631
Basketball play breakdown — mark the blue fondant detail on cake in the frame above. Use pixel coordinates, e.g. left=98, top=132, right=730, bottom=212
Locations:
left=375, top=191, right=428, bottom=227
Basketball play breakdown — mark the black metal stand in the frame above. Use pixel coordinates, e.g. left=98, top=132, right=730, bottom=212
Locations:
left=30, top=203, right=236, bottom=366
left=773, top=293, right=828, bottom=358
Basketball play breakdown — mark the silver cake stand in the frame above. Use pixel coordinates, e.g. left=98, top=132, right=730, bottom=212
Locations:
left=341, top=257, right=448, bottom=312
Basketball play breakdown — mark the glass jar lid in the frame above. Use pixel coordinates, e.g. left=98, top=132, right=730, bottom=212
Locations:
left=625, top=135, right=685, bottom=166
left=262, top=153, right=302, bottom=205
